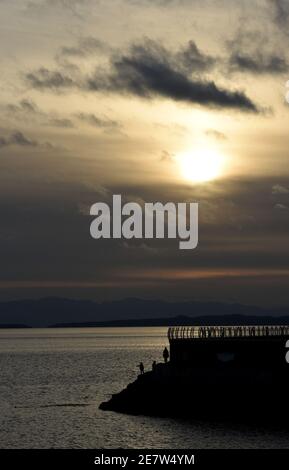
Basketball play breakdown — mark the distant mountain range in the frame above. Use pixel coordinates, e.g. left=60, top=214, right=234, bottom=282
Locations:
left=0, top=297, right=289, bottom=328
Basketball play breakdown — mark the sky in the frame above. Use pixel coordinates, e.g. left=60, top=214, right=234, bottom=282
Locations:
left=0, top=0, right=289, bottom=306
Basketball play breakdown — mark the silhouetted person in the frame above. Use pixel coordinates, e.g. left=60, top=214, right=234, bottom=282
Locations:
left=152, top=360, right=157, bottom=371
left=139, top=362, right=144, bottom=375
left=163, top=347, right=169, bottom=363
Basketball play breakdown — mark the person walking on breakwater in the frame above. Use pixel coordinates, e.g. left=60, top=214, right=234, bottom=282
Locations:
left=138, top=362, right=144, bottom=375
left=163, top=347, right=169, bottom=363
left=152, top=360, right=157, bottom=371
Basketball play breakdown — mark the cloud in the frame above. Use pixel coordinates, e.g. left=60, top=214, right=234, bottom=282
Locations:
left=26, top=0, right=90, bottom=19
left=26, top=39, right=259, bottom=112
left=205, top=129, right=227, bottom=140
left=269, top=0, right=289, bottom=30
left=86, top=39, right=259, bottom=112
left=75, top=113, right=120, bottom=130
left=49, top=118, right=74, bottom=128
left=5, top=99, right=118, bottom=132
left=0, top=131, right=37, bottom=148
left=0, top=130, right=56, bottom=150
left=176, top=40, right=216, bottom=73
left=227, top=29, right=288, bottom=74
left=9, top=131, right=37, bottom=147
left=272, top=184, right=289, bottom=194
left=5, top=99, right=74, bottom=129
left=160, top=150, right=174, bottom=163
left=26, top=68, right=76, bottom=90
left=58, top=36, right=108, bottom=58
left=229, top=51, right=288, bottom=74
left=6, top=99, right=38, bottom=115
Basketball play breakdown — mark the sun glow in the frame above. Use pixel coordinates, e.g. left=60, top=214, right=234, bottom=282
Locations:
left=178, top=147, right=225, bottom=183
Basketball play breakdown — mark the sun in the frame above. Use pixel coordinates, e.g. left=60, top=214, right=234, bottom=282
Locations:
left=178, top=147, right=225, bottom=183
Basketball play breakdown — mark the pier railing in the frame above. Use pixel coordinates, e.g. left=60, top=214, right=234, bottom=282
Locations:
left=168, top=325, right=289, bottom=341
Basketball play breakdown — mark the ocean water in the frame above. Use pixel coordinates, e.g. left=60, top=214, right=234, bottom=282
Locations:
left=0, top=327, right=288, bottom=449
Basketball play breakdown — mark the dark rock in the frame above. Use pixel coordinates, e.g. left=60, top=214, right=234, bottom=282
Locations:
left=99, top=362, right=289, bottom=425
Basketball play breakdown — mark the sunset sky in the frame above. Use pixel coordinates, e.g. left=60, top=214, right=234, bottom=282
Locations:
left=1, top=0, right=289, bottom=306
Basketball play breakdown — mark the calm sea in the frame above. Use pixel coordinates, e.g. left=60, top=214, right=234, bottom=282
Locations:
left=0, top=327, right=288, bottom=449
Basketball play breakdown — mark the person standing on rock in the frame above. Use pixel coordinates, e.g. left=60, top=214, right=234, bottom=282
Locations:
left=163, top=347, right=169, bottom=363
left=138, top=362, right=144, bottom=375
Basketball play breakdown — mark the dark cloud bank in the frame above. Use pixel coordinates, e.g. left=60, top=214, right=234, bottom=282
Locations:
left=26, top=39, right=259, bottom=112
